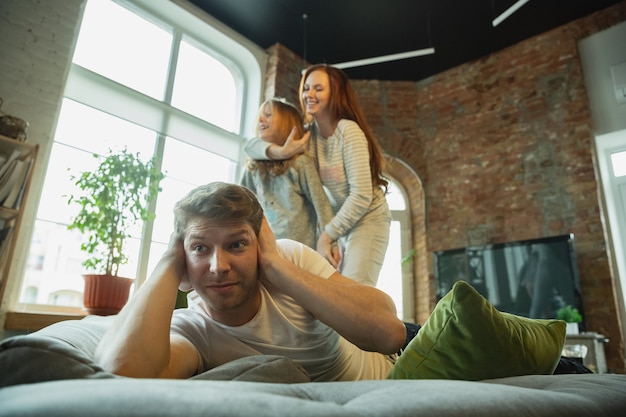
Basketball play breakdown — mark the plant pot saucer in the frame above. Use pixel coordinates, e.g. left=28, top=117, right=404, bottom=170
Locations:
left=83, top=306, right=122, bottom=316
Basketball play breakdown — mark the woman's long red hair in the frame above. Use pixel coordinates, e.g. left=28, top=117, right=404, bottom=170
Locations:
left=299, top=64, right=387, bottom=191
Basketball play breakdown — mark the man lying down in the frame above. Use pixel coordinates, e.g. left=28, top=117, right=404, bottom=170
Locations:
left=95, top=182, right=575, bottom=382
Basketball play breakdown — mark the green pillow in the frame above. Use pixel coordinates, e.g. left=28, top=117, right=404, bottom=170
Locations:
left=388, top=280, right=566, bottom=380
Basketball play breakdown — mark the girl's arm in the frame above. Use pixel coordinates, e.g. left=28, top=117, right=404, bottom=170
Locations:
left=244, top=128, right=310, bottom=160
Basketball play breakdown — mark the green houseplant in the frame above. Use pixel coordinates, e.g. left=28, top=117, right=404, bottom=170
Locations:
left=556, top=304, right=583, bottom=335
left=67, top=148, right=164, bottom=315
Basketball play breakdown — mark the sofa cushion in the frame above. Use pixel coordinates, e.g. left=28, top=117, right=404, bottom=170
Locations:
left=192, top=355, right=310, bottom=383
left=0, top=316, right=115, bottom=388
left=0, top=333, right=115, bottom=388
left=388, top=280, right=566, bottom=380
left=0, top=316, right=308, bottom=387
left=2, top=374, right=626, bottom=417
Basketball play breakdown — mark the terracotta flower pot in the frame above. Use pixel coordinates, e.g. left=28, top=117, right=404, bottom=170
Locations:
left=83, top=274, right=134, bottom=316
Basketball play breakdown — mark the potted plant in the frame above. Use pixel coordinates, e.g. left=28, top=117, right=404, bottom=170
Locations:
left=556, top=305, right=583, bottom=335
left=67, top=148, right=164, bottom=315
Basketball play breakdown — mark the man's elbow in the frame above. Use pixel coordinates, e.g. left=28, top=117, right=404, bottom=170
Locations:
left=95, top=349, right=161, bottom=379
left=365, top=319, right=407, bottom=355
left=382, top=320, right=409, bottom=355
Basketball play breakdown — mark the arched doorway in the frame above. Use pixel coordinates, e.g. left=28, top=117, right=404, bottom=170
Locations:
left=384, top=156, right=431, bottom=324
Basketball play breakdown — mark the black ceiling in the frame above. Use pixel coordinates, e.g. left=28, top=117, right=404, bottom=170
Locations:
left=187, top=0, right=623, bottom=82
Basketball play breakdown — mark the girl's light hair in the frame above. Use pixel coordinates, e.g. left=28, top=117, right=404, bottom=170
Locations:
left=247, top=98, right=305, bottom=177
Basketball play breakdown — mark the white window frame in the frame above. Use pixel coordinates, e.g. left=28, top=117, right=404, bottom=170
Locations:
left=7, top=0, right=268, bottom=314
left=380, top=176, right=415, bottom=322
left=594, top=129, right=626, bottom=343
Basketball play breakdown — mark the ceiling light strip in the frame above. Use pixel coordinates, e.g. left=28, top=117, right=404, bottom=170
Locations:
left=333, top=47, right=435, bottom=69
left=492, top=0, right=530, bottom=27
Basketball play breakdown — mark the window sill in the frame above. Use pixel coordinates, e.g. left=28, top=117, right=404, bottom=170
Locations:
left=4, top=311, right=86, bottom=332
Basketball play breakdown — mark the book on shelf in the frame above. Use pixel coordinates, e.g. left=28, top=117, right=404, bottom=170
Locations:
left=0, top=159, right=24, bottom=205
left=10, top=157, right=34, bottom=209
left=0, top=149, right=21, bottom=180
left=2, top=156, right=33, bottom=209
left=0, top=224, right=13, bottom=256
left=0, top=225, right=14, bottom=281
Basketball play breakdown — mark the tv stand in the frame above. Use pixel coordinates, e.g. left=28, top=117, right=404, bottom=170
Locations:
left=564, top=332, right=608, bottom=373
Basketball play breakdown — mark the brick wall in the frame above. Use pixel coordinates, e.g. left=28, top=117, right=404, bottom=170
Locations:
left=264, top=44, right=304, bottom=103
left=268, top=2, right=626, bottom=372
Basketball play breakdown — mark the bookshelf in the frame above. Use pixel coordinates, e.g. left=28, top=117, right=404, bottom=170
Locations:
left=0, top=134, right=38, bottom=305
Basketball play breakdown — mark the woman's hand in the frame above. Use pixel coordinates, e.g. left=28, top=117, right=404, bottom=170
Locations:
left=331, top=243, right=342, bottom=270
left=267, top=127, right=310, bottom=159
left=317, top=232, right=341, bottom=269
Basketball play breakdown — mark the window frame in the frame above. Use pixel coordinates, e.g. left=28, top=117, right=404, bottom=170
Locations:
left=381, top=176, right=415, bottom=322
left=6, top=0, right=267, bottom=316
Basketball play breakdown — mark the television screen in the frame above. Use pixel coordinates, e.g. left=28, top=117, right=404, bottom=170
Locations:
left=434, top=234, right=585, bottom=330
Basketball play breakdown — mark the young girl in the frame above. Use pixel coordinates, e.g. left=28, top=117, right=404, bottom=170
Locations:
left=245, top=65, right=391, bottom=286
left=240, top=98, right=333, bottom=250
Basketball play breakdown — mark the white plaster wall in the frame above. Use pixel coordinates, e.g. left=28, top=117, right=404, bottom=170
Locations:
left=0, top=0, right=86, bottom=315
left=579, top=19, right=626, bottom=364
left=579, top=20, right=626, bottom=135
left=0, top=0, right=268, bottom=320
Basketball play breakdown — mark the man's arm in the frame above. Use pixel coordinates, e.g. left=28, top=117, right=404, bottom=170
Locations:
left=257, top=219, right=406, bottom=355
left=94, top=236, right=200, bottom=379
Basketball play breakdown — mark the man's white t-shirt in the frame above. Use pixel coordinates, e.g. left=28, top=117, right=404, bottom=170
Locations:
left=170, top=239, right=394, bottom=381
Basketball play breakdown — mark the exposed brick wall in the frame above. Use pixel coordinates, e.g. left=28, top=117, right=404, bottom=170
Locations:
left=264, top=43, right=306, bottom=104
left=267, top=2, right=626, bottom=372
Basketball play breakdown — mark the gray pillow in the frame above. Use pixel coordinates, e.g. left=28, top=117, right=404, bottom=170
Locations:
left=0, top=316, right=309, bottom=387
left=0, top=333, right=116, bottom=388
left=192, top=355, right=310, bottom=383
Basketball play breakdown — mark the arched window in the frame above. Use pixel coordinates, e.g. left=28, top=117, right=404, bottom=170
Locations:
left=17, top=0, right=263, bottom=311
left=377, top=177, right=415, bottom=321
